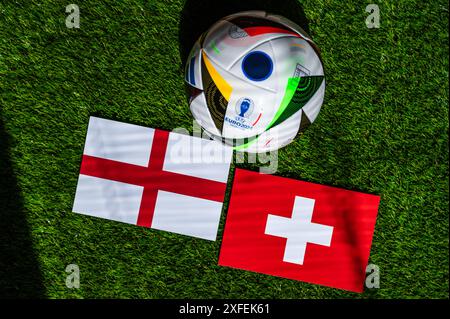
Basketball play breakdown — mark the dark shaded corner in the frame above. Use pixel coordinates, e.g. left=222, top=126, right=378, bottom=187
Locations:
left=178, top=0, right=309, bottom=66
left=0, top=116, right=46, bottom=298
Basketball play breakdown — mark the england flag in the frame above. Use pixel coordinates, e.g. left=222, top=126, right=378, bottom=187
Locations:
left=72, top=117, right=233, bottom=240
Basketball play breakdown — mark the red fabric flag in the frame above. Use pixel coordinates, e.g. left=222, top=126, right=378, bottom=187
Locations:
left=219, top=168, right=380, bottom=292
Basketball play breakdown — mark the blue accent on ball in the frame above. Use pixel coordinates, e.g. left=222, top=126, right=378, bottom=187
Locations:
left=242, top=51, right=273, bottom=82
left=189, top=56, right=196, bottom=85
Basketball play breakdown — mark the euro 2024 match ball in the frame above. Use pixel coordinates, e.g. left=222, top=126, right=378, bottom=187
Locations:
left=185, top=11, right=325, bottom=153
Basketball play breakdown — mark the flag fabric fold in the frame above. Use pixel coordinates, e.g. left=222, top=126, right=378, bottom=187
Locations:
left=218, top=168, right=380, bottom=292
left=73, top=117, right=233, bottom=241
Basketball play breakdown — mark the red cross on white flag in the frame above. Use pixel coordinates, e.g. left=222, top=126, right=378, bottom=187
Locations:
left=72, top=117, right=233, bottom=240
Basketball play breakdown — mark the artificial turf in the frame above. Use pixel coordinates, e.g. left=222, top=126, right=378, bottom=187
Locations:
left=0, top=0, right=448, bottom=298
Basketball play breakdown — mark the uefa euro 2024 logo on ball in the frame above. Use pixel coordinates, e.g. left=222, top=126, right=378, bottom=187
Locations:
left=236, top=98, right=254, bottom=118
left=222, top=97, right=255, bottom=131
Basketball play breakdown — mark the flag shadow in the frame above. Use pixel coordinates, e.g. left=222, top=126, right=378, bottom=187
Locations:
left=0, top=116, right=46, bottom=298
left=178, top=0, right=309, bottom=67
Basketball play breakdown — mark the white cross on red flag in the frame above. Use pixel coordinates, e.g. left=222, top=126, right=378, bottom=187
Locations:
left=218, top=169, right=380, bottom=292
left=72, top=117, right=233, bottom=240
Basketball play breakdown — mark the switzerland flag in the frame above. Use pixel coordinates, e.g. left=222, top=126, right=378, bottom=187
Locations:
left=219, top=169, right=380, bottom=292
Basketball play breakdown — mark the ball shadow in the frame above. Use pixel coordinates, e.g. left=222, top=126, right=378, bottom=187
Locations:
left=178, top=0, right=310, bottom=66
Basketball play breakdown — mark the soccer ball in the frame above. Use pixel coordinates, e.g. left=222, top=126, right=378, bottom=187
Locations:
left=185, top=11, right=325, bottom=153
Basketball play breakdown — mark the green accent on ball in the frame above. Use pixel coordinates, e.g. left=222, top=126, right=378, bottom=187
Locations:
left=210, top=40, right=220, bottom=54
left=267, top=77, right=300, bottom=129
left=232, top=135, right=260, bottom=151
left=266, top=76, right=324, bottom=131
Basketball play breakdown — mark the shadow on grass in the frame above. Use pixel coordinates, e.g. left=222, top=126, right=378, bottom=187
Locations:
left=0, top=116, right=46, bottom=298
left=179, top=0, right=309, bottom=66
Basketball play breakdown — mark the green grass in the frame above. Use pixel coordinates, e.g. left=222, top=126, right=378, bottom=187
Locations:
left=0, top=0, right=448, bottom=298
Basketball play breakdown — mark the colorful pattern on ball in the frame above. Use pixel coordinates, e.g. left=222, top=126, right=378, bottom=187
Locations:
left=185, top=11, right=325, bottom=153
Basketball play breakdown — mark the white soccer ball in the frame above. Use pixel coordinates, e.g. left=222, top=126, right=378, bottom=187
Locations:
left=185, top=10, right=325, bottom=153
